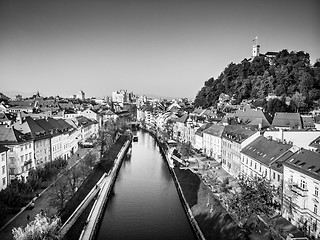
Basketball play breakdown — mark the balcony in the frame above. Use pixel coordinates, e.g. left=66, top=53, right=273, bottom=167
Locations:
left=291, top=184, right=308, bottom=197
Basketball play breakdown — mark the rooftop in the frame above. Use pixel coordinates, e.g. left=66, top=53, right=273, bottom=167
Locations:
left=284, top=149, right=320, bottom=181
left=241, top=136, right=292, bottom=166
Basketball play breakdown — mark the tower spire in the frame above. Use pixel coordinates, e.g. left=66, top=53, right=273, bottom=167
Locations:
left=252, top=36, right=260, bottom=58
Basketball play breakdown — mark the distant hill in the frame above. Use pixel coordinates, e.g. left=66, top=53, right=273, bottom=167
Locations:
left=194, top=49, right=320, bottom=111
left=0, top=92, right=10, bottom=101
left=137, top=93, right=179, bottom=100
left=3, top=90, right=37, bottom=99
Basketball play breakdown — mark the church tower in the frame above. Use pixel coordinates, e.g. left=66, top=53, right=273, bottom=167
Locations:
left=252, top=36, right=260, bottom=58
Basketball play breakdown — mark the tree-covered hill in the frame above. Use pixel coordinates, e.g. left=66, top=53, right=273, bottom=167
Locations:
left=194, top=50, right=320, bottom=111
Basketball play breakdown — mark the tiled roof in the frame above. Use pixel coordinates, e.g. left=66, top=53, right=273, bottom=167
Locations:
left=176, top=114, right=188, bottom=123
left=301, top=115, right=315, bottom=128
left=195, top=123, right=213, bottom=136
left=270, top=150, right=297, bottom=173
left=241, top=136, right=292, bottom=166
left=235, top=108, right=271, bottom=128
left=309, top=136, right=320, bottom=151
left=35, top=119, right=55, bottom=133
left=203, top=125, right=225, bottom=137
left=57, top=119, right=72, bottom=130
left=0, top=144, right=9, bottom=153
left=272, top=112, right=302, bottom=129
left=192, top=108, right=205, bottom=115
left=104, top=109, right=115, bottom=115
left=0, top=113, right=11, bottom=123
left=283, top=149, right=320, bottom=181
left=0, top=125, right=31, bottom=144
left=223, top=125, right=258, bottom=143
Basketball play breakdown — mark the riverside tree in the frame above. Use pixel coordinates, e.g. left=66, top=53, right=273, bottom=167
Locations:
left=226, top=176, right=276, bottom=229
left=12, top=213, right=61, bottom=240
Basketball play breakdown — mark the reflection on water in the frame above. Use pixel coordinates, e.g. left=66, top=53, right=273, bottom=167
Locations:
left=95, top=131, right=196, bottom=240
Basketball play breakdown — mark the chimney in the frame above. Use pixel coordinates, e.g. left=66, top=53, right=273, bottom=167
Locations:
left=16, top=112, right=23, bottom=125
left=279, top=128, right=284, bottom=141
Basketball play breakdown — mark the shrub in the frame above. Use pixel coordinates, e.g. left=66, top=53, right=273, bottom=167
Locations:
left=12, top=213, right=61, bottom=240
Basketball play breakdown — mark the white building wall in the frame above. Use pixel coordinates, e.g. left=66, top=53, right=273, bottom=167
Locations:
left=51, top=134, right=62, bottom=161
left=7, top=141, right=34, bottom=183
left=0, top=151, right=8, bottom=190
left=283, top=165, right=320, bottom=238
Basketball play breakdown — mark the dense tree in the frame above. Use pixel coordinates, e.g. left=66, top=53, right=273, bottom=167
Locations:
left=266, top=98, right=289, bottom=117
left=194, top=49, right=319, bottom=113
left=12, top=213, right=61, bottom=240
left=226, top=176, right=277, bottom=229
left=50, top=176, right=71, bottom=212
left=177, top=142, right=192, bottom=160
left=290, top=92, right=306, bottom=113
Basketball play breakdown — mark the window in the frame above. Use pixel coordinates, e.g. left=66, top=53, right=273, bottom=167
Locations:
left=254, top=163, right=257, bottom=170
left=246, top=158, right=248, bottom=164
left=20, top=155, right=24, bottom=162
left=10, top=148, right=13, bottom=152
left=315, top=186, right=319, bottom=197
left=313, top=222, right=317, bottom=232
left=25, top=145, right=27, bottom=150
left=10, top=157, right=14, bottom=164
left=25, top=154, right=28, bottom=160
left=250, top=160, right=252, bottom=167
left=29, top=143, right=31, bottom=148
left=2, top=166, right=5, bottom=174
left=29, top=153, right=31, bottom=160
left=2, top=177, right=5, bottom=186
left=21, top=147, right=23, bottom=151
left=300, top=179, right=307, bottom=190
left=314, top=204, right=318, bottom=214
left=277, top=174, right=280, bottom=182
left=273, top=172, right=275, bottom=179
left=1, top=154, right=4, bottom=162
left=10, top=168, right=14, bottom=174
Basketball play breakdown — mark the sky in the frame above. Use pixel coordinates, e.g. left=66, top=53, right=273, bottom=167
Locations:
left=0, top=0, right=319, bottom=99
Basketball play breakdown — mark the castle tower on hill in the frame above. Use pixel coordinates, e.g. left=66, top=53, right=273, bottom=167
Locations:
left=77, top=90, right=85, bottom=100
left=252, top=36, right=260, bottom=58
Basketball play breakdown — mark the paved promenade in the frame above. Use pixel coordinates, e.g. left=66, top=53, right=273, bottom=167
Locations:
left=184, top=152, right=306, bottom=240
left=0, top=147, right=97, bottom=240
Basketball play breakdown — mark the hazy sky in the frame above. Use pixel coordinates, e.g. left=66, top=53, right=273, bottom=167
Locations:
left=0, top=0, right=319, bottom=99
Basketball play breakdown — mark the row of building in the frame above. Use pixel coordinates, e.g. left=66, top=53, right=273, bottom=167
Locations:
left=0, top=114, right=99, bottom=191
left=137, top=104, right=320, bottom=239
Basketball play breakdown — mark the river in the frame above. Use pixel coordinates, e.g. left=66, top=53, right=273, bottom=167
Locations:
left=95, top=130, right=197, bottom=240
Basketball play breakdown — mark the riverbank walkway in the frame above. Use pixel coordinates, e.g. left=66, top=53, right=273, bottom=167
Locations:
left=182, top=152, right=306, bottom=240
left=0, top=147, right=98, bottom=240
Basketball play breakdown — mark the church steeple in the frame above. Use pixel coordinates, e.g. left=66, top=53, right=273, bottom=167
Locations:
left=252, top=36, right=260, bottom=58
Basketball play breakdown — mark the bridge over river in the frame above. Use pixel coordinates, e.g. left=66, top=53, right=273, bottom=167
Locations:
left=94, top=130, right=197, bottom=240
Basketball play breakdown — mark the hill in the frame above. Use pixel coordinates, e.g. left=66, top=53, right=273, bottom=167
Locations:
left=194, top=50, right=320, bottom=111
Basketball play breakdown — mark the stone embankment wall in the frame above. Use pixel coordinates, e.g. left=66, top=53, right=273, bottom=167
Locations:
left=61, top=138, right=132, bottom=240
left=79, top=139, right=131, bottom=240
